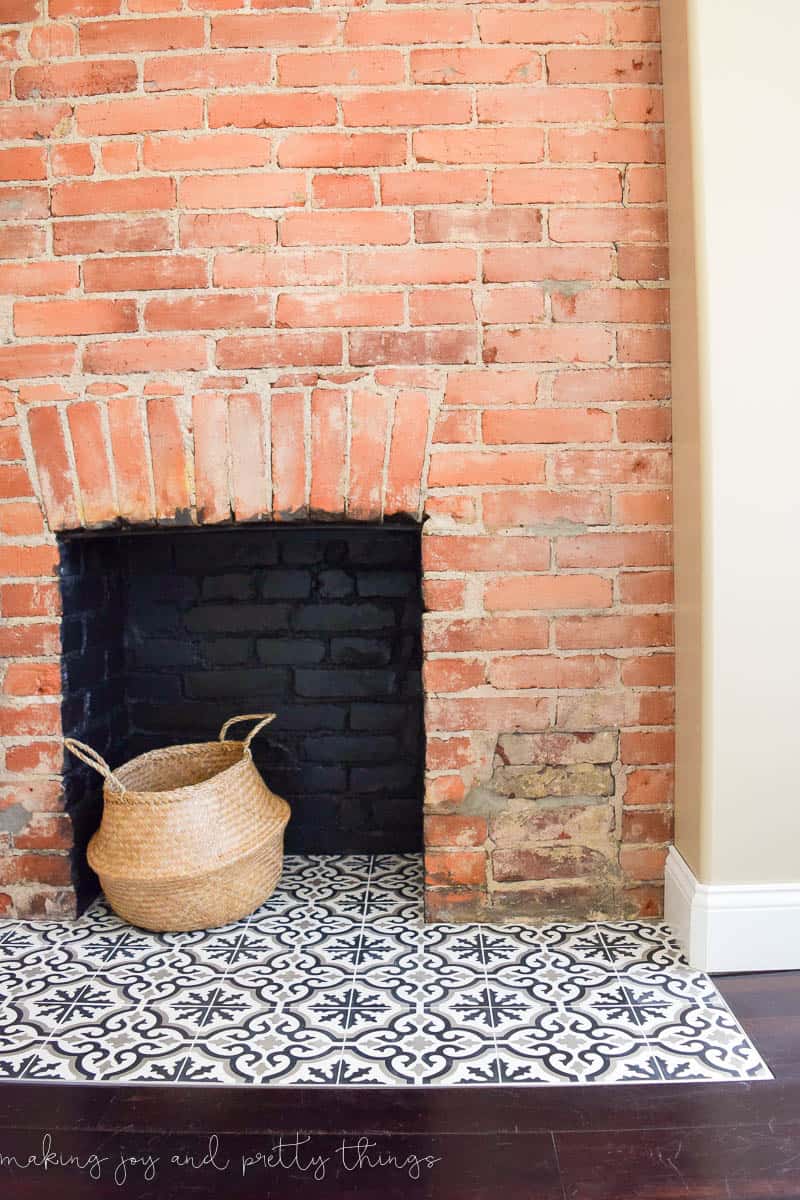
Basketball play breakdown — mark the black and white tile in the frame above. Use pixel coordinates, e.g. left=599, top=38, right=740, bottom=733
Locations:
left=0, top=855, right=771, bottom=1087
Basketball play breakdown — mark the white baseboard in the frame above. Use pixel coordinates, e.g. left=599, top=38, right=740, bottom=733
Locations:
left=664, top=846, right=800, bottom=973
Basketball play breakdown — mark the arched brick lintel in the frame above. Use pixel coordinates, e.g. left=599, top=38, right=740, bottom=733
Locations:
left=25, top=383, right=435, bottom=534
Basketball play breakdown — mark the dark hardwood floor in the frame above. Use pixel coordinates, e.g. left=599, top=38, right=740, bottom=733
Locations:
left=0, top=971, right=798, bottom=1199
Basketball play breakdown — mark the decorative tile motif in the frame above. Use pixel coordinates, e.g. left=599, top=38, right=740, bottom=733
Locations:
left=0, top=855, right=771, bottom=1087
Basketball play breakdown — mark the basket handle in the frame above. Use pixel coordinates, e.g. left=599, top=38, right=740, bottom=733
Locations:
left=219, top=713, right=276, bottom=749
left=64, top=738, right=124, bottom=793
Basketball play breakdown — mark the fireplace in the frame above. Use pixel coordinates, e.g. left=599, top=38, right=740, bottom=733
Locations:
left=59, top=522, right=424, bottom=910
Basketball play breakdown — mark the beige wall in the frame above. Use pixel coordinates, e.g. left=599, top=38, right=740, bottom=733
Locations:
left=662, top=0, right=800, bottom=884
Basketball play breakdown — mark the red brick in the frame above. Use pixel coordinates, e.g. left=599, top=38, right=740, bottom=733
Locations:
left=618, top=328, right=670, bottom=363
left=423, top=493, right=478, bottom=520
left=2, top=853, right=73, bottom=887
left=411, top=46, right=541, bottom=84
left=424, top=534, right=548, bottom=573
left=483, top=407, right=611, bottom=444
left=313, top=175, right=374, bottom=209
left=0, top=344, right=76, bottom=380
left=271, top=390, right=305, bottom=518
left=51, top=143, right=94, bottom=178
left=547, top=49, right=661, bottom=84
left=277, top=50, right=404, bottom=87
left=28, top=25, right=77, bottom=58
left=310, top=387, right=346, bottom=516
left=444, top=369, right=534, bottom=408
left=80, top=17, right=204, bottom=53
left=50, top=0, right=118, bottom=13
left=228, top=391, right=268, bottom=522
left=5, top=741, right=63, bottom=773
left=180, top=213, right=277, bottom=250
left=0, top=703, right=61, bottom=737
left=488, top=654, right=618, bottom=691
left=193, top=391, right=230, bottom=524
left=619, top=570, right=673, bottom=605
left=484, top=246, right=613, bottom=282
left=618, top=246, right=670, bottom=280
left=485, top=326, right=613, bottom=364
left=427, top=737, right=473, bottom=773
left=0, top=502, right=45, bottom=538
left=85, top=336, right=207, bottom=374
left=554, top=366, right=670, bottom=404
left=493, top=166, right=620, bottom=205
left=0, top=102, right=71, bottom=140
left=107, top=394, right=154, bottom=522
left=486, top=574, right=612, bottom=612
left=611, top=6, right=661, bottom=43
left=15, top=60, right=137, bottom=100
left=14, top=813, right=74, bottom=852
left=557, top=531, right=671, bottom=568
left=209, top=92, right=336, bottom=130
left=0, top=464, right=32, bottom=497
left=26, top=405, right=79, bottom=529
left=385, top=389, right=430, bottom=517
left=427, top=775, right=468, bottom=811
left=423, top=578, right=467, bottom=611
left=553, top=288, right=669, bottom=324
left=15, top=298, right=136, bottom=338
left=429, top=449, right=545, bottom=487
left=343, top=89, right=470, bottom=127
left=621, top=652, right=674, bottom=687
left=427, top=695, right=552, bottom=733
left=550, top=207, right=668, bottom=243
left=145, top=51, right=271, bottom=92
left=638, top=691, right=674, bottom=725
left=52, top=178, right=175, bottom=217
left=147, top=396, right=191, bottom=519
left=214, top=249, right=340, bottom=287
left=54, top=217, right=172, bottom=255
left=433, top=410, right=479, bottom=442
left=144, top=294, right=272, bottom=332
left=217, top=331, right=342, bottom=370
left=416, top=208, right=541, bottom=244
left=76, top=94, right=203, bottom=137
left=66, top=401, right=116, bottom=525
left=3, top=663, right=61, bottom=697
left=346, top=10, right=473, bottom=45
left=0, top=584, right=60, bottom=619
left=279, top=133, right=406, bottom=169
left=424, top=815, right=487, bottom=848
left=0, top=262, right=77, bottom=298
left=617, top=406, right=672, bottom=444
left=620, top=731, right=674, bottom=766
left=381, top=169, right=487, bottom=206
left=410, top=289, right=475, bottom=326
left=479, top=87, right=610, bottom=126
left=553, top=449, right=671, bottom=486
left=615, top=90, right=665, bottom=126
left=84, top=255, right=206, bottom=293
left=348, top=389, right=390, bottom=520
left=0, top=225, right=47, bottom=259
left=144, top=133, right=269, bottom=172
left=624, top=767, right=673, bottom=807
left=0, top=147, right=46, bottom=181
left=555, top=613, right=672, bottom=650
left=277, top=292, right=403, bottom=329
left=424, top=615, right=548, bottom=653
left=425, top=656, right=486, bottom=694
left=425, top=849, right=485, bottom=887
left=415, top=128, right=545, bottom=165
left=212, top=14, right=338, bottom=48
left=101, top=142, right=140, bottom=175
left=479, top=9, right=605, bottom=43
left=350, top=330, right=476, bottom=366
left=350, top=247, right=476, bottom=286
left=0, top=186, right=49, bottom=220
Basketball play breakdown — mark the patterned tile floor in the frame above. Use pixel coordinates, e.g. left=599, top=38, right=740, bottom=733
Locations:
left=0, top=854, right=770, bottom=1087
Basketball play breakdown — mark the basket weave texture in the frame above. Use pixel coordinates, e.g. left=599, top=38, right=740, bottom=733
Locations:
left=65, top=714, right=290, bottom=932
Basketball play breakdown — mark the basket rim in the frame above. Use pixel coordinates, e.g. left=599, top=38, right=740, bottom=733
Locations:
left=107, top=739, right=258, bottom=801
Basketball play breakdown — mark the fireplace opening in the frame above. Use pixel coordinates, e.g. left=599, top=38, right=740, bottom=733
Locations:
left=58, top=524, right=424, bottom=909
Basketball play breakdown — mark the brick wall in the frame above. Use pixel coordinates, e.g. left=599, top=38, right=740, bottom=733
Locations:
left=0, top=0, right=673, bottom=922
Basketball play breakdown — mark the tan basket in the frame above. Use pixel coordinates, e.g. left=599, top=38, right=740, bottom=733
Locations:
left=64, top=713, right=291, bottom=933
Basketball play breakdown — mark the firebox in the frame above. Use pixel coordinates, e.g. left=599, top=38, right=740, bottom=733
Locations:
left=58, top=523, right=424, bottom=910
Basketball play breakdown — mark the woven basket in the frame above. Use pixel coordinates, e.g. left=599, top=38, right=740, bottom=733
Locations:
left=64, top=713, right=290, bottom=932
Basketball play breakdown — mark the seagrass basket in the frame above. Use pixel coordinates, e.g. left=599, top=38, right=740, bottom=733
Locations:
left=64, top=713, right=290, bottom=932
